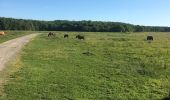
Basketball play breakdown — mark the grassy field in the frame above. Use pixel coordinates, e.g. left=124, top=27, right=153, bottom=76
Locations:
left=0, top=31, right=36, bottom=43
left=0, top=32, right=170, bottom=100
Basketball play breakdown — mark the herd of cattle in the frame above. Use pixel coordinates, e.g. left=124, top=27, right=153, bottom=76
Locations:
left=48, top=32, right=85, bottom=40
left=48, top=32, right=153, bottom=41
left=0, top=31, right=153, bottom=41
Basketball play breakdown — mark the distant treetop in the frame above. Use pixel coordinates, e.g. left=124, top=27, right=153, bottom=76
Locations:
left=0, top=17, right=170, bottom=32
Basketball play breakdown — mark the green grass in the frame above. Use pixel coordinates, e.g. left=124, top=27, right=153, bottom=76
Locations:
left=0, top=31, right=36, bottom=43
left=1, top=32, right=170, bottom=100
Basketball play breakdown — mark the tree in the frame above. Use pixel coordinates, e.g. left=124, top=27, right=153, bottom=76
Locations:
left=0, top=17, right=170, bottom=32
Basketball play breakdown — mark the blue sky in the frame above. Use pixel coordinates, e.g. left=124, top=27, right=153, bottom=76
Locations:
left=0, top=0, right=170, bottom=26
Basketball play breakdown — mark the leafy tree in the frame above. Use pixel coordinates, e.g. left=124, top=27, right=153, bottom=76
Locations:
left=0, top=17, right=170, bottom=32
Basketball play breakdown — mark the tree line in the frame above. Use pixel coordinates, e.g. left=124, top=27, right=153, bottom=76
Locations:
left=0, top=17, right=170, bottom=32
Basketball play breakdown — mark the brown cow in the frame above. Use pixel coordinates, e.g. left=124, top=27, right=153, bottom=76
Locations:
left=64, top=34, right=69, bottom=38
left=48, top=32, right=55, bottom=37
left=0, top=31, right=5, bottom=35
left=76, top=35, right=85, bottom=40
left=147, top=36, right=153, bottom=40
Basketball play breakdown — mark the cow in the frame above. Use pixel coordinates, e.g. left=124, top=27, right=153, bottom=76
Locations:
left=48, top=32, right=55, bottom=37
left=147, top=36, right=153, bottom=41
left=64, top=34, right=69, bottom=38
left=76, top=35, right=85, bottom=40
left=0, top=31, right=5, bottom=35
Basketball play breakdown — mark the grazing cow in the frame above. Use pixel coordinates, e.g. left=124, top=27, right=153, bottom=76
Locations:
left=64, top=34, right=69, bottom=38
left=147, top=36, right=153, bottom=40
left=0, top=31, right=5, bottom=35
left=76, top=35, right=85, bottom=40
left=48, top=32, right=55, bottom=37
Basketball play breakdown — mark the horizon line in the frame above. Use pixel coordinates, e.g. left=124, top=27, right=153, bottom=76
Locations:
left=1, top=16, right=170, bottom=28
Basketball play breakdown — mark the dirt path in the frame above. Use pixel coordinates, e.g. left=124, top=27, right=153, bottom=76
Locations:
left=0, top=33, right=39, bottom=71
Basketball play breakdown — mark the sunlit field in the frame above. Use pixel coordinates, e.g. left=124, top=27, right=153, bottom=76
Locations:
left=0, top=32, right=170, bottom=100
left=0, top=31, right=35, bottom=43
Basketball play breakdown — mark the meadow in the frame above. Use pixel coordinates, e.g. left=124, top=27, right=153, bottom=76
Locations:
left=0, top=32, right=170, bottom=100
left=0, top=31, right=35, bottom=43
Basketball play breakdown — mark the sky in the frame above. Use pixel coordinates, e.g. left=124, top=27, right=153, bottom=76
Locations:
left=0, top=0, right=170, bottom=26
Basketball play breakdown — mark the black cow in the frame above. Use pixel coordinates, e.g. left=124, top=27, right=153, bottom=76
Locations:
left=64, top=34, right=69, bottom=38
left=76, top=35, right=85, bottom=40
left=48, top=32, right=55, bottom=37
left=147, top=36, right=153, bottom=40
